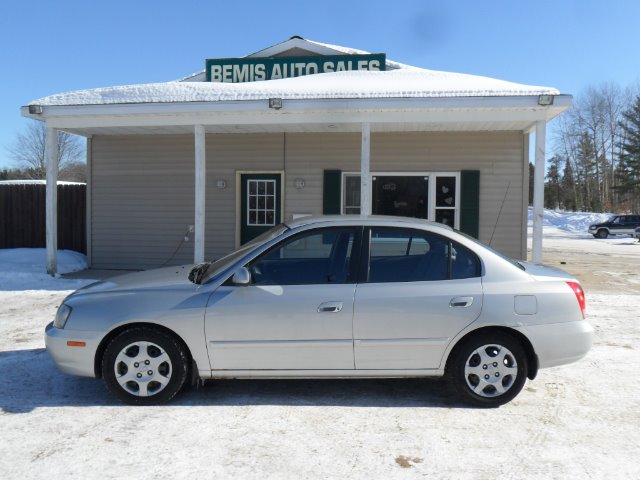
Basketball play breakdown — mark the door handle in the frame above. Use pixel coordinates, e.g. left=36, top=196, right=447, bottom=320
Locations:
left=450, top=296, right=473, bottom=308
left=317, top=301, right=343, bottom=313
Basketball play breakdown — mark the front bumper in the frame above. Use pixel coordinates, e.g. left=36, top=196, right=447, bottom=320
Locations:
left=45, top=322, right=102, bottom=377
left=514, top=320, right=593, bottom=369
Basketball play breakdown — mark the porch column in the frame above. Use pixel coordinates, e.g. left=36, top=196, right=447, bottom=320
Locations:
left=360, top=122, right=371, bottom=215
left=532, top=120, right=546, bottom=263
left=45, top=126, right=59, bottom=275
left=194, top=124, right=206, bottom=264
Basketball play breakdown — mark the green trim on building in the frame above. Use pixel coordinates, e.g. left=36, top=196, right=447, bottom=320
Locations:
left=323, top=170, right=342, bottom=214
left=460, top=170, right=480, bottom=238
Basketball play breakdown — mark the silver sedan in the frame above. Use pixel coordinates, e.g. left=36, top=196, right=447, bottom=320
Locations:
left=46, top=216, right=593, bottom=407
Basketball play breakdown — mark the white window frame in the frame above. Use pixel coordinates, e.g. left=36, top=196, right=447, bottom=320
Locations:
left=341, top=171, right=461, bottom=230
left=246, top=179, right=277, bottom=227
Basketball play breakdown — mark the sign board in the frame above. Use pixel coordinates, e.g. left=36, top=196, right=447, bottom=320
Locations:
left=206, top=54, right=386, bottom=83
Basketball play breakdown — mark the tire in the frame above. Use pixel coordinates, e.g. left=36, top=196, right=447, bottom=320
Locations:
left=449, top=332, right=528, bottom=407
left=102, top=326, right=189, bottom=405
left=596, top=229, right=609, bottom=239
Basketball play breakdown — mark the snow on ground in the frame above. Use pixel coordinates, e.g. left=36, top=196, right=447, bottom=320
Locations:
left=527, top=209, right=640, bottom=294
left=1, top=214, right=639, bottom=479
left=0, top=249, right=93, bottom=291
left=528, top=207, right=611, bottom=234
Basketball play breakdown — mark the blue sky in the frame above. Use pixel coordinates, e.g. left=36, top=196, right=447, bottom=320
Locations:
left=1, top=0, right=638, bottom=168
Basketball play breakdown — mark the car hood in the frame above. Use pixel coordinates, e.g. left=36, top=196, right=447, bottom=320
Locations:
left=74, top=264, right=197, bottom=295
left=519, top=262, right=576, bottom=282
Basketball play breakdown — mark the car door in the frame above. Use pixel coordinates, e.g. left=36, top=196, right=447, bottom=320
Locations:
left=622, top=216, right=640, bottom=234
left=608, top=216, right=626, bottom=234
left=205, top=227, right=359, bottom=370
left=353, top=227, right=483, bottom=370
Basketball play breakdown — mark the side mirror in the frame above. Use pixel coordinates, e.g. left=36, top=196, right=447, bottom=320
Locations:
left=232, top=267, right=251, bottom=286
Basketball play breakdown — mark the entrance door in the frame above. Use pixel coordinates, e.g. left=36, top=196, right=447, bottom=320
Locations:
left=240, top=173, right=282, bottom=245
left=372, top=175, right=429, bottom=218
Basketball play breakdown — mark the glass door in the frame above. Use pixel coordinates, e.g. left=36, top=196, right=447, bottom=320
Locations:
left=371, top=175, right=429, bottom=219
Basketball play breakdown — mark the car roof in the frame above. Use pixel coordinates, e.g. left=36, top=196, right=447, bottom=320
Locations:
left=285, top=214, right=454, bottom=232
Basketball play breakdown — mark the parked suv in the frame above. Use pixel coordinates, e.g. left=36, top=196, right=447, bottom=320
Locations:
left=588, top=215, right=640, bottom=238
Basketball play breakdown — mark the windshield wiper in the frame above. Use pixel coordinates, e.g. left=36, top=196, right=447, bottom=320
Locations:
left=188, top=262, right=211, bottom=284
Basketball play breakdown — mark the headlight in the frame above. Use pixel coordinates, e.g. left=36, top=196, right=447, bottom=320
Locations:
left=54, top=304, right=72, bottom=329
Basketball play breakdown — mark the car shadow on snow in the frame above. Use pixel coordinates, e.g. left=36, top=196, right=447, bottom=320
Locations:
left=0, top=348, right=470, bottom=412
left=615, top=241, right=640, bottom=246
left=179, top=377, right=464, bottom=409
left=0, top=348, right=118, bottom=413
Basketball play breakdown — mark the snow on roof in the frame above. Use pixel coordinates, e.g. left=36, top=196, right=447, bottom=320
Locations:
left=304, top=38, right=371, bottom=56
left=28, top=37, right=560, bottom=107
left=0, top=180, right=85, bottom=185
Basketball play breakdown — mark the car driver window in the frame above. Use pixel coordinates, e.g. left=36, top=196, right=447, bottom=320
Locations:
left=249, top=228, right=355, bottom=286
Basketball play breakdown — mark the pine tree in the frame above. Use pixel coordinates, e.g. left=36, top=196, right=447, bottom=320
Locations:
left=544, top=155, right=563, bottom=209
left=561, top=159, right=577, bottom=211
left=576, top=133, right=601, bottom=210
left=618, top=95, right=640, bottom=212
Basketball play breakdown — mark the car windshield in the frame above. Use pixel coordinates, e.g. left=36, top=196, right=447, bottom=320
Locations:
left=197, top=224, right=289, bottom=284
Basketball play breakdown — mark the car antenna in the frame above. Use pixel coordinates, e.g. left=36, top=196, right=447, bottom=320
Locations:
left=489, top=182, right=511, bottom=246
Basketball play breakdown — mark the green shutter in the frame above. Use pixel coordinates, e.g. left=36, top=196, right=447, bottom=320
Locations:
left=323, top=170, right=342, bottom=214
left=460, top=170, right=480, bottom=238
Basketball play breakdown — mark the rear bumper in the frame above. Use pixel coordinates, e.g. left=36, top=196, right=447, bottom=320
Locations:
left=514, top=320, right=593, bottom=369
left=45, top=322, right=101, bottom=377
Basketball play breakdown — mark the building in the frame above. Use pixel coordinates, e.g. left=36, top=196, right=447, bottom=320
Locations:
left=22, top=36, right=570, bottom=273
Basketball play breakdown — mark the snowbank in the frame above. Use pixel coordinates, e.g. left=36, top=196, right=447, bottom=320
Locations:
left=528, top=208, right=611, bottom=234
left=0, top=249, right=92, bottom=291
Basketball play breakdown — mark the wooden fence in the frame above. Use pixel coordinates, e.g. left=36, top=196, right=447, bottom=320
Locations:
left=0, top=183, right=86, bottom=253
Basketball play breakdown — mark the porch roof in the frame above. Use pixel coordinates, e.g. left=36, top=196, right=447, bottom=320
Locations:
left=21, top=37, right=570, bottom=136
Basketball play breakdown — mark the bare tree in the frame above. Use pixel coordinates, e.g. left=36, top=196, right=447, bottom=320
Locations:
left=553, top=82, right=627, bottom=211
left=6, top=120, right=85, bottom=180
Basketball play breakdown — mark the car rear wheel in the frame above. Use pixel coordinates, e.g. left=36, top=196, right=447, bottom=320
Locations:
left=102, top=327, right=189, bottom=405
left=596, top=229, right=609, bottom=238
left=449, top=332, right=528, bottom=407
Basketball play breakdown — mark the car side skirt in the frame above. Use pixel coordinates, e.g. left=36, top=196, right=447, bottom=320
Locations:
left=202, top=369, right=444, bottom=379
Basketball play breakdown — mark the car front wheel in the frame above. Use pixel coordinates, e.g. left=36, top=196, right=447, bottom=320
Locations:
left=102, top=327, right=189, bottom=405
left=449, top=332, right=528, bottom=407
left=596, top=229, right=609, bottom=238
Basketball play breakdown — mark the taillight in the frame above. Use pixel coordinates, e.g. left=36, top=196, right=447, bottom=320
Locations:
left=567, top=281, right=586, bottom=319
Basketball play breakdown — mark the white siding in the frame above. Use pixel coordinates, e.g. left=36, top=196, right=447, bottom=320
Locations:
left=284, top=133, right=361, bottom=219
left=90, top=131, right=526, bottom=269
left=92, top=135, right=195, bottom=269
left=370, top=132, right=526, bottom=258
left=286, top=131, right=526, bottom=259
left=204, top=134, right=284, bottom=259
